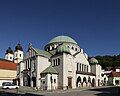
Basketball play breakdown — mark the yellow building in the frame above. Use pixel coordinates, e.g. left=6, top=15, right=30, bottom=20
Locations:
left=0, top=58, right=17, bottom=86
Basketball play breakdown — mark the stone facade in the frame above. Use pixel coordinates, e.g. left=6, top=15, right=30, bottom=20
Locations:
left=17, top=35, right=103, bottom=90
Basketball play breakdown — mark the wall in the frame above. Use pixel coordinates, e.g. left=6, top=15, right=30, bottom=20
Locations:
left=63, top=53, right=76, bottom=89
left=91, top=64, right=102, bottom=87
left=5, top=53, right=13, bottom=61
left=75, top=52, right=90, bottom=72
left=51, top=55, right=63, bottom=89
left=14, top=50, right=23, bottom=63
left=36, top=56, right=51, bottom=88
left=0, top=69, right=17, bottom=86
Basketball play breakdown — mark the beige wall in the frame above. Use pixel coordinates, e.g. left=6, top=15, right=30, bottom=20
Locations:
left=0, top=69, right=17, bottom=80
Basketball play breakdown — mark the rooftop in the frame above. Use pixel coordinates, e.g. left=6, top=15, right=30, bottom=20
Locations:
left=48, top=35, right=77, bottom=44
left=41, top=66, right=58, bottom=74
left=0, top=58, right=17, bottom=70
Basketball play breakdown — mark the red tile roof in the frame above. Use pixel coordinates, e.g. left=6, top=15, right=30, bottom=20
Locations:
left=0, top=59, right=17, bottom=70
left=111, top=71, right=120, bottom=77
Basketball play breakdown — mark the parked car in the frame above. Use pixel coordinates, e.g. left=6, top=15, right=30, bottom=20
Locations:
left=2, top=82, right=19, bottom=89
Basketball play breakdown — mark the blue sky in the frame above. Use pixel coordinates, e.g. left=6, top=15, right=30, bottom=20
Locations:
left=0, top=0, right=120, bottom=58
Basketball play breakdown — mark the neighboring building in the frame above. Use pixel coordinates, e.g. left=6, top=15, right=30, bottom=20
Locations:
left=101, top=70, right=111, bottom=86
left=108, top=67, right=120, bottom=86
left=0, top=43, right=24, bottom=86
left=0, top=58, right=17, bottom=86
left=17, top=35, right=103, bottom=90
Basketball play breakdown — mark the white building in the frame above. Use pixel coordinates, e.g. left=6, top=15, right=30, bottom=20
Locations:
left=17, top=35, right=102, bottom=90
left=0, top=43, right=24, bottom=87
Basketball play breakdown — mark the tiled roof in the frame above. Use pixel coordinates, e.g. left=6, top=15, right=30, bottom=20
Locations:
left=33, top=48, right=52, bottom=59
left=0, top=58, right=17, bottom=70
left=41, top=66, right=58, bottom=74
left=111, top=71, right=120, bottom=77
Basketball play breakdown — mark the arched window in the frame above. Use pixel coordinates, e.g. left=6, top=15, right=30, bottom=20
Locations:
left=58, top=58, right=60, bottom=65
left=76, top=76, right=81, bottom=87
left=80, top=63, right=81, bottom=71
left=92, top=78, right=95, bottom=87
left=82, top=64, right=84, bottom=72
left=75, top=48, right=77, bottom=51
left=87, top=66, right=88, bottom=72
left=83, top=77, right=86, bottom=82
left=88, top=77, right=91, bottom=83
left=72, top=47, right=74, bottom=50
left=52, top=46, right=54, bottom=50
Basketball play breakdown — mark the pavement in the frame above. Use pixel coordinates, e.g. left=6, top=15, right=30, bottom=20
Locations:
left=0, top=86, right=119, bottom=96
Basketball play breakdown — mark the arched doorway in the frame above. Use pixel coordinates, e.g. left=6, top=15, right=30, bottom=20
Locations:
left=83, top=77, right=87, bottom=87
left=88, top=77, right=91, bottom=83
left=83, top=77, right=86, bottom=82
left=32, top=77, right=36, bottom=87
left=76, top=76, right=81, bottom=87
left=23, top=74, right=30, bottom=87
left=88, top=77, right=91, bottom=87
left=92, top=78, right=95, bottom=87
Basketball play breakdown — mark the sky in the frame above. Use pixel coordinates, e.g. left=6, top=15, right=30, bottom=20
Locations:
left=0, top=0, right=120, bottom=58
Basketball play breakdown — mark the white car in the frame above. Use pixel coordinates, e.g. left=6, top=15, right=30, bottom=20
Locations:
left=2, top=82, right=19, bottom=89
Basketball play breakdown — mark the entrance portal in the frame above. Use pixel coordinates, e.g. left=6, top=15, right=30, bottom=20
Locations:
left=68, top=77, right=72, bottom=88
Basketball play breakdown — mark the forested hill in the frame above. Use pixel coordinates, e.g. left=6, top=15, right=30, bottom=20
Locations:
left=95, top=55, right=120, bottom=69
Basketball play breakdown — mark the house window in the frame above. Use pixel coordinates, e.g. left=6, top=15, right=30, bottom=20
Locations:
left=53, top=59, right=60, bottom=66
left=20, top=54, right=21, bottom=57
left=115, top=80, right=119, bottom=85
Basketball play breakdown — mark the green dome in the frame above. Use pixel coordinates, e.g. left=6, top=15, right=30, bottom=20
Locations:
left=49, top=35, right=77, bottom=44
left=56, top=44, right=70, bottom=54
left=89, top=58, right=98, bottom=64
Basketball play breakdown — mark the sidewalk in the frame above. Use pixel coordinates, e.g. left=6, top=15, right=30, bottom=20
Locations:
left=18, top=86, right=116, bottom=95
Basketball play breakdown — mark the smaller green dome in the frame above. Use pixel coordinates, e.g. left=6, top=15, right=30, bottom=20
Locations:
left=56, top=44, right=70, bottom=54
left=89, top=58, right=98, bottom=64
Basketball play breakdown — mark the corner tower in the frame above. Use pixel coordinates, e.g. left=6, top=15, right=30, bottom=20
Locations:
left=14, top=43, right=23, bottom=63
left=89, top=57, right=102, bottom=87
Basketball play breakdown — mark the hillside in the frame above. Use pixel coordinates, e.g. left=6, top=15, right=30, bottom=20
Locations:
left=95, top=54, right=120, bottom=69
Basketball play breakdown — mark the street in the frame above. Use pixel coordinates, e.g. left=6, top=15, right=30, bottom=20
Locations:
left=0, top=86, right=119, bottom=96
